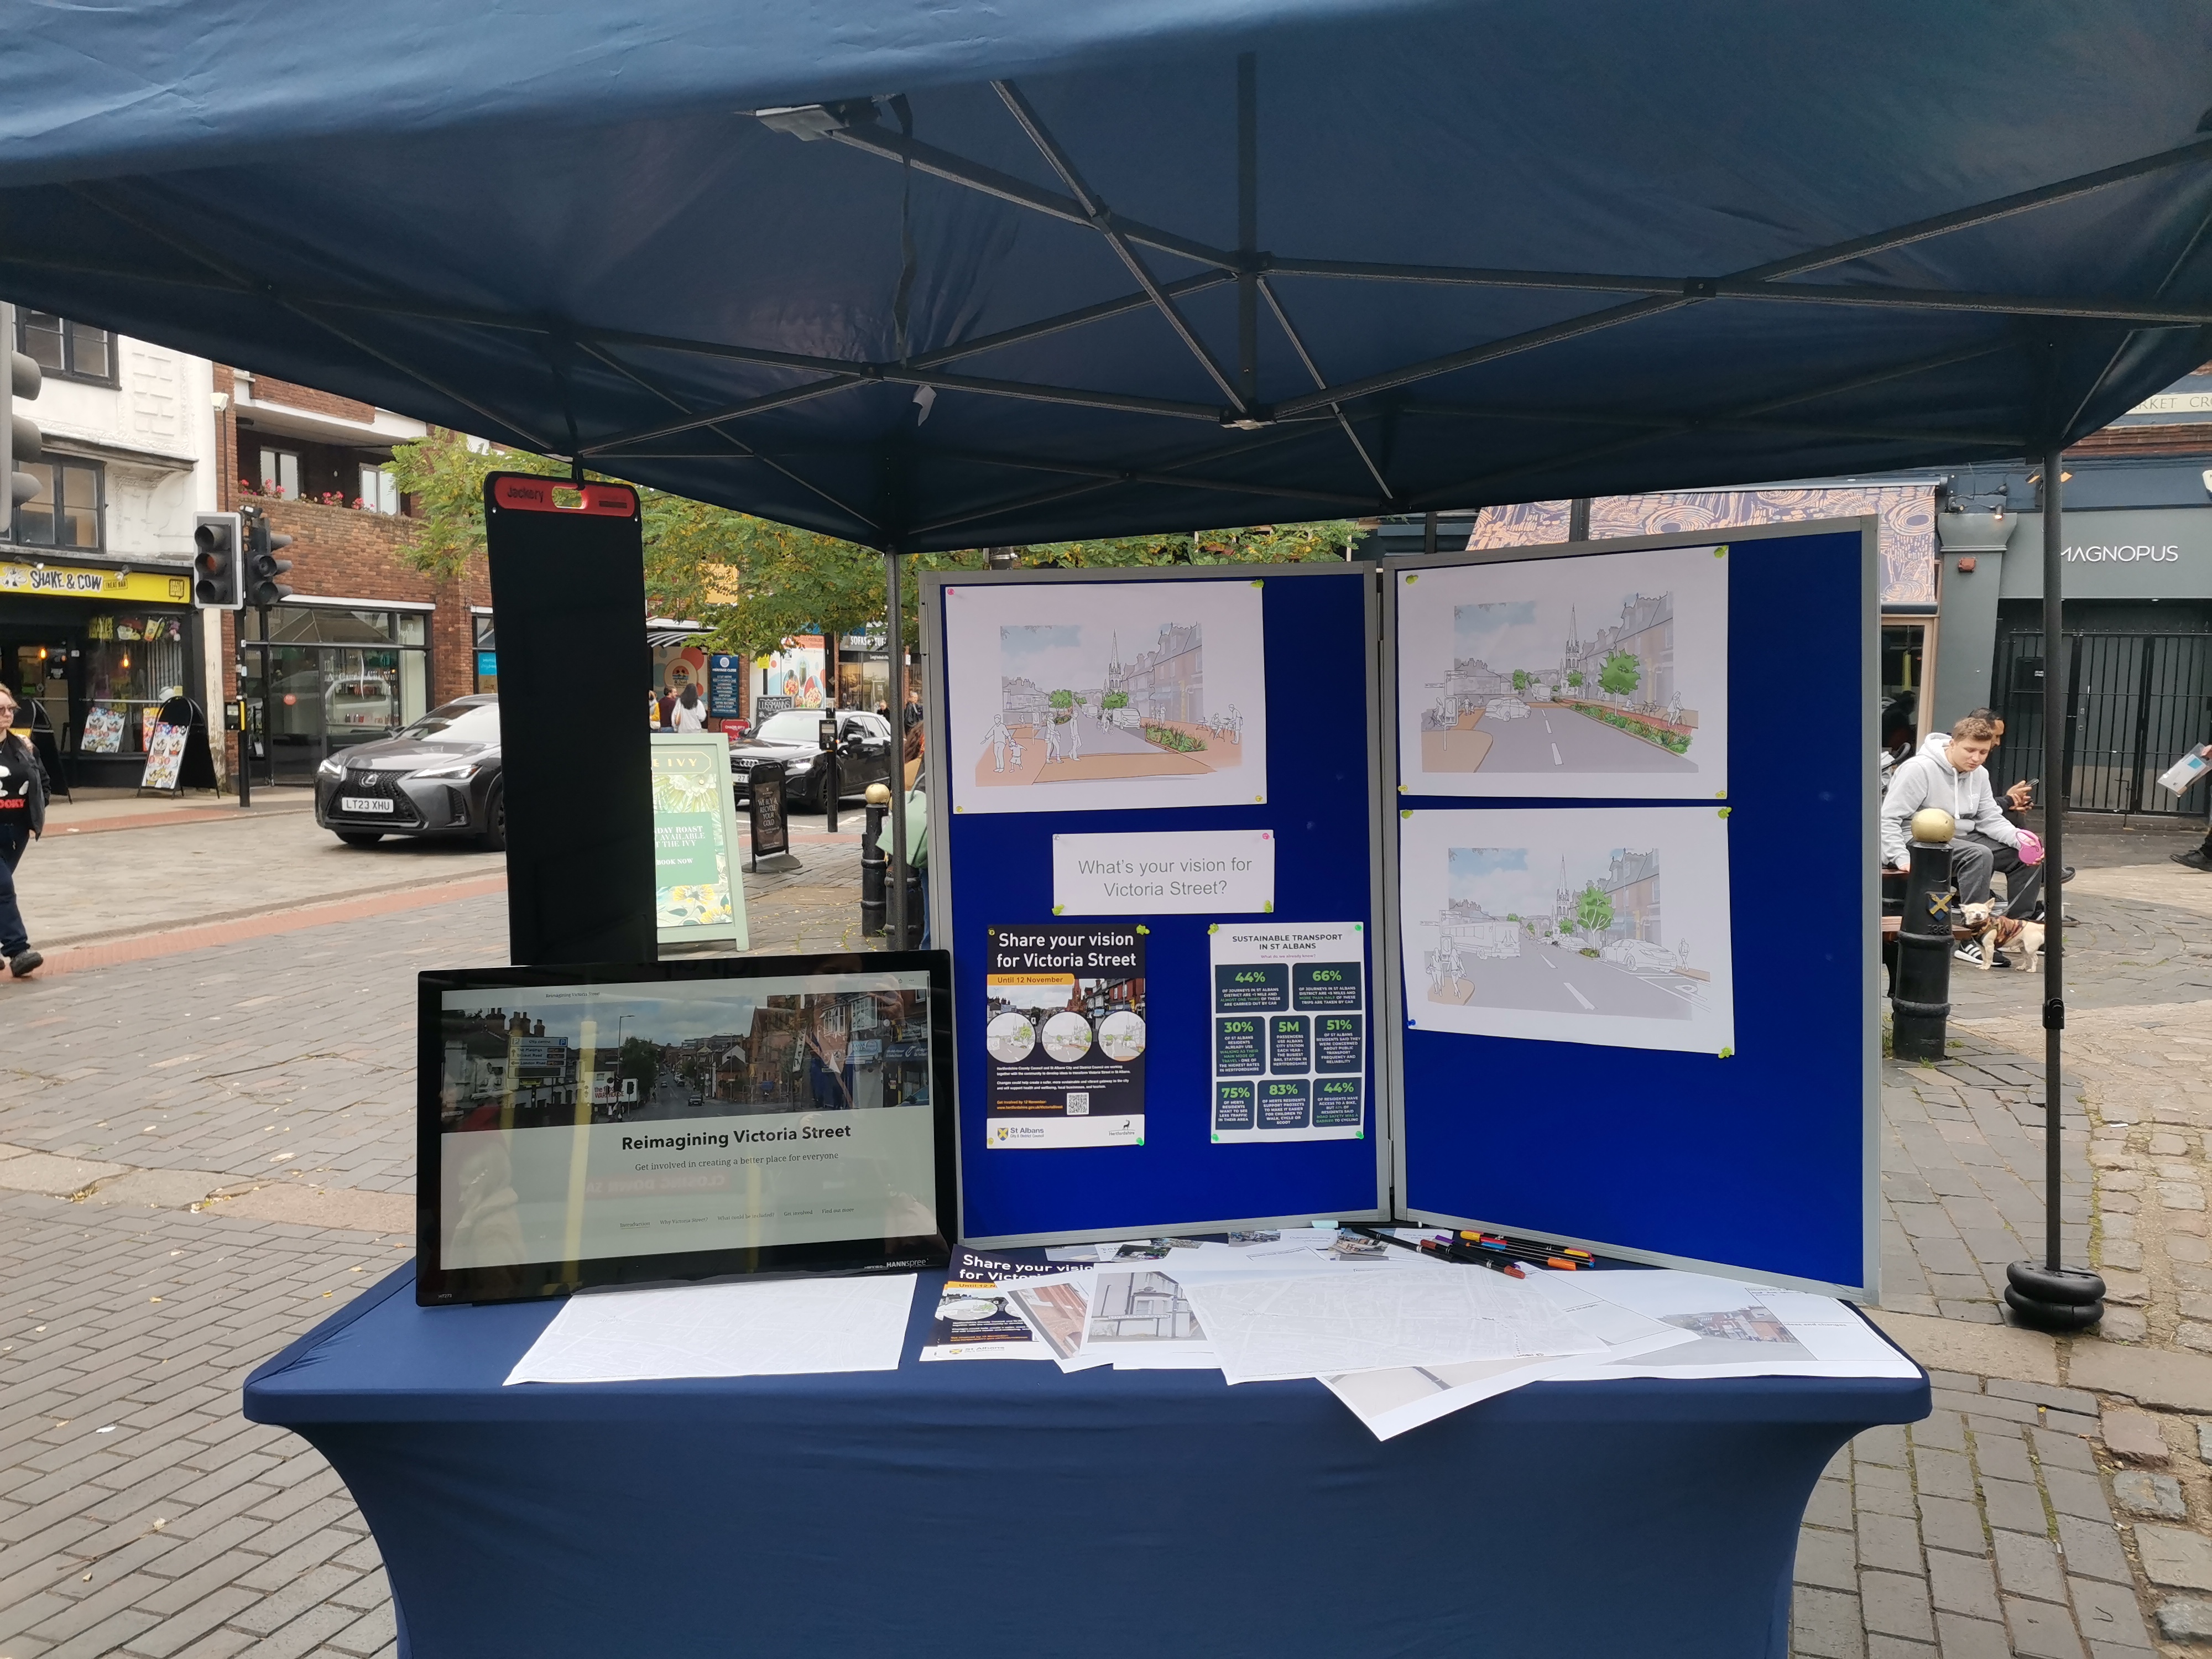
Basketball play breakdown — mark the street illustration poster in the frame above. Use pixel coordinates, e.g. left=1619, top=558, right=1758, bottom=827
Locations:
left=1209, top=921, right=1367, bottom=1143
left=1397, top=807, right=1734, bottom=1056
left=984, top=924, right=1146, bottom=1149
left=139, top=722, right=189, bottom=791
left=81, top=706, right=126, bottom=754
left=1396, top=543, right=1729, bottom=800
left=944, top=577, right=1267, bottom=815
left=650, top=733, right=751, bottom=950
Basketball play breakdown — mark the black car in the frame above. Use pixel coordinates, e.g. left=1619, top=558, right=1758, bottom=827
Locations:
left=315, top=694, right=506, bottom=849
left=729, top=708, right=895, bottom=809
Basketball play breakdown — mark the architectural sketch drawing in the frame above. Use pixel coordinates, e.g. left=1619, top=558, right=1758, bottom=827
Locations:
left=1398, top=808, right=1735, bottom=1055
left=1423, top=845, right=1710, bottom=1023
left=1396, top=544, right=1728, bottom=799
left=985, top=620, right=1242, bottom=791
left=944, top=578, right=1267, bottom=815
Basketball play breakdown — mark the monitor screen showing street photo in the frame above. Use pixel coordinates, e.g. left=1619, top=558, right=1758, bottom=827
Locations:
left=416, top=952, right=955, bottom=1305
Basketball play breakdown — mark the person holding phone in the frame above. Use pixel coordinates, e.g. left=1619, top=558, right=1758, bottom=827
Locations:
left=1882, top=712, right=2042, bottom=965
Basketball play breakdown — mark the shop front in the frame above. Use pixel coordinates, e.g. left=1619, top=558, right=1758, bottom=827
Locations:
left=239, top=599, right=431, bottom=783
left=1932, top=505, right=2212, bottom=817
left=0, top=555, right=200, bottom=785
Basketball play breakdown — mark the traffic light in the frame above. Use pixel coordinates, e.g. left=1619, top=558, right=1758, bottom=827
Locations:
left=243, top=507, right=294, bottom=607
left=0, top=302, right=41, bottom=533
left=191, top=512, right=243, bottom=609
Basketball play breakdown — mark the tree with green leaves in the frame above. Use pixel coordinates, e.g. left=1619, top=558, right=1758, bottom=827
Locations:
left=1575, top=881, right=1614, bottom=936
left=1599, top=649, right=1641, bottom=700
left=387, top=429, right=1368, bottom=661
left=1511, top=669, right=1528, bottom=693
left=1566, top=669, right=1584, bottom=691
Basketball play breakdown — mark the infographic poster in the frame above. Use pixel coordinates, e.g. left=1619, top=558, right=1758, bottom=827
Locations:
left=1398, top=808, right=1734, bottom=1056
left=1396, top=543, right=1729, bottom=800
left=945, top=577, right=1267, bottom=815
left=1209, top=921, right=1367, bottom=1144
left=984, top=924, right=1146, bottom=1149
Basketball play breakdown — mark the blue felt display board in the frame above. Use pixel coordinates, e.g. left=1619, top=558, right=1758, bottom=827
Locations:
left=927, top=566, right=1387, bottom=1243
left=1389, top=525, right=1875, bottom=1294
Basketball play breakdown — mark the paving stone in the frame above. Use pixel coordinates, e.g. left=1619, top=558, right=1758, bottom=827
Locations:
left=1861, top=1571, right=1934, bottom=1643
left=1932, top=1611, right=2013, bottom=1658
left=1917, top=1496, right=1989, bottom=1556
left=2109, top=1469, right=2187, bottom=1519
left=1857, top=1512, right=1924, bottom=1576
left=1912, top=1449, right=1976, bottom=1503
left=1993, top=1530, right=2070, bottom=1603
left=1797, top=1527, right=1858, bottom=1592
left=1980, top=1477, right=2053, bottom=1536
left=1794, top=1585, right=1869, bottom=1658
left=2133, top=1522, right=2212, bottom=1590
left=2099, top=1408, right=2170, bottom=1465
left=2157, top=1596, right=2212, bottom=1641
left=2066, top=1577, right=2152, bottom=1652
left=1927, top=1549, right=2001, bottom=1621
left=2002, top=1593, right=2087, bottom=1658
left=2055, top=1515, right=2135, bottom=1586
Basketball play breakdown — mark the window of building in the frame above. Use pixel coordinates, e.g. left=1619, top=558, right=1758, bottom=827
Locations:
left=14, top=311, right=114, bottom=384
left=358, top=463, right=400, bottom=514
left=11, top=457, right=103, bottom=549
left=257, top=447, right=301, bottom=500
left=239, top=604, right=435, bottom=782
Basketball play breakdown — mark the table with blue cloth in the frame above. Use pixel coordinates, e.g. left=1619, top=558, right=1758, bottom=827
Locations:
left=245, top=1264, right=1927, bottom=1659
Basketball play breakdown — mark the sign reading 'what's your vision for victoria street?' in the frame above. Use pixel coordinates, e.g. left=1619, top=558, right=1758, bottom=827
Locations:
left=985, top=924, right=1146, bottom=1149
left=1209, top=922, right=1367, bottom=1144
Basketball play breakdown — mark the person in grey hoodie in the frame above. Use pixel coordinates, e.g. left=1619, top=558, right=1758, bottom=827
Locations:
left=1882, top=712, right=2043, bottom=955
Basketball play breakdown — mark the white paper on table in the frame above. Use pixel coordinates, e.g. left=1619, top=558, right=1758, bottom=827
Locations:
left=1177, top=1265, right=1606, bottom=1386
left=1077, top=1268, right=1219, bottom=1370
left=1318, top=1280, right=1698, bottom=1439
left=505, top=1275, right=919, bottom=1384
left=1543, top=1272, right=1921, bottom=1381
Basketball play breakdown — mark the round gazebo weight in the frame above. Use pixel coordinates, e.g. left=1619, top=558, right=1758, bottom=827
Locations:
left=1890, top=807, right=1958, bottom=1063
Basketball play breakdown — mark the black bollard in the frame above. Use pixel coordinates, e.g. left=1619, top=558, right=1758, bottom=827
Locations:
left=1890, top=808, right=1957, bottom=1063
left=860, top=784, right=888, bottom=937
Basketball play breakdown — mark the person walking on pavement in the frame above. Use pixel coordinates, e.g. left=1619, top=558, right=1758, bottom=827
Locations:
left=0, top=688, right=49, bottom=978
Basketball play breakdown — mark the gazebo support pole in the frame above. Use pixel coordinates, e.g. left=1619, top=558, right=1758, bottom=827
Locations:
left=886, top=549, right=911, bottom=948
left=2004, top=445, right=2104, bottom=1330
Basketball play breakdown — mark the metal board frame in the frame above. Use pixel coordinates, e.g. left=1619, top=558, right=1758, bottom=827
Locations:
left=1378, top=518, right=1882, bottom=1300
left=921, top=558, right=1392, bottom=1248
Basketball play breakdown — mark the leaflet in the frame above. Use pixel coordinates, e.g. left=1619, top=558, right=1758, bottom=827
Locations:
left=1209, top=921, right=1368, bottom=1144
left=1001, top=1272, right=1113, bottom=1371
left=919, top=1250, right=1071, bottom=1361
left=984, top=924, right=1146, bottom=1149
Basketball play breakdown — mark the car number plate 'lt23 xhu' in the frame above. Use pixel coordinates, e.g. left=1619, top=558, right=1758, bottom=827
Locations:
left=340, top=796, right=395, bottom=814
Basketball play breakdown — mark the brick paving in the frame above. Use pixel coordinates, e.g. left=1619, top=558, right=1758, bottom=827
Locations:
left=12, top=807, right=2212, bottom=1656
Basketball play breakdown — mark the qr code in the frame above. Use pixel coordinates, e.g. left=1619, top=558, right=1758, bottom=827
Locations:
left=1065, top=1092, right=1090, bottom=1115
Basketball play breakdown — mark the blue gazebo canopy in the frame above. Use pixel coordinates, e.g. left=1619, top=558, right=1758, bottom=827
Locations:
left=4, top=0, right=2211, bottom=547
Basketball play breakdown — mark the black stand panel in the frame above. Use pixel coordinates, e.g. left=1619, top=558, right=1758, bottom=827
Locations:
left=483, top=474, right=654, bottom=964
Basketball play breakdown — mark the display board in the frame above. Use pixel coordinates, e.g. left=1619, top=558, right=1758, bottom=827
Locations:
left=1386, top=522, right=1877, bottom=1296
left=925, top=564, right=1387, bottom=1244
left=649, top=733, right=750, bottom=954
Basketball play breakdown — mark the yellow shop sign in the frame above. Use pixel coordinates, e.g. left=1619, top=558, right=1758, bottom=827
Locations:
left=0, top=561, right=192, bottom=604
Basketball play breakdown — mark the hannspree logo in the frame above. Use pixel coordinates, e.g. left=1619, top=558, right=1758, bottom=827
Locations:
left=2064, top=544, right=2182, bottom=563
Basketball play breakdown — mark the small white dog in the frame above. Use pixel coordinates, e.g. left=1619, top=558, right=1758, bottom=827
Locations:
left=1954, top=899, right=2044, bottom=971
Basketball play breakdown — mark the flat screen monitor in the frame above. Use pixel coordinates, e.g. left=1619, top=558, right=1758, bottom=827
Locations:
left=416, top=952, right=956, bottom=1305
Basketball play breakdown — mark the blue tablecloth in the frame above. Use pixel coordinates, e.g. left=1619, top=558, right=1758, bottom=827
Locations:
left=246, top=1265, right=1927, bottom=1659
